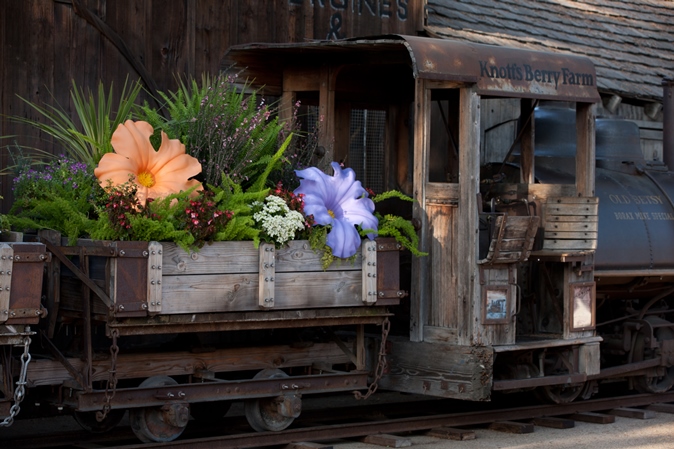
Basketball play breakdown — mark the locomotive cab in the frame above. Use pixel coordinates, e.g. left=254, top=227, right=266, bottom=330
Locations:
left=225, top=35, right=602, bottom=403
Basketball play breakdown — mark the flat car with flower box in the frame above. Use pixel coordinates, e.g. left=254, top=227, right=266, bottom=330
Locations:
left=3, top=34, right=674, bottom=443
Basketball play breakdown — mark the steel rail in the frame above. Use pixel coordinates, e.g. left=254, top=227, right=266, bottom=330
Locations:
left=106, top=391, right=674, bottom=449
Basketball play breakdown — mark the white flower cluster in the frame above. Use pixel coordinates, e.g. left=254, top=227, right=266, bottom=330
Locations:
left=252, top=195, right=305, bottom=245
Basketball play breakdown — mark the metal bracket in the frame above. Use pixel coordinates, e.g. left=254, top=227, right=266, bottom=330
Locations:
left=0, top=244, right=13, bottom=324
left=146, top=241, right=163, bottom=314
left=362, top=240, right=377, bottom=304
left=259, top=244, right=276, bottom=308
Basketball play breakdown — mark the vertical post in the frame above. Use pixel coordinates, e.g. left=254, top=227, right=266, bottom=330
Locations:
left=458, top=86, right=480, bottom=345
left=576, top=103, right=596, bottom=197
left=410, top=79, right=429, bottom=342
left=318, top=64, right=336, bottom=171
left=519, top=99, right=535, bottom=184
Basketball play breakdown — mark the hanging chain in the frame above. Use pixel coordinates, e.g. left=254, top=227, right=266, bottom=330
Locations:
left=0, top=336, right=32, bottom=427
left=96, top=328, right=119, bottom=422
left=353, top=317, right=390, bottom=400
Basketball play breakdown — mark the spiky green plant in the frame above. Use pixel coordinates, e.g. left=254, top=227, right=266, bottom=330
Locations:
left=135, top=73, right=287, bottom=189
left=5, top=78, right=142, bottom=168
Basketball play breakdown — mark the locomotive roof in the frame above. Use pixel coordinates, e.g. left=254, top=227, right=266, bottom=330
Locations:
left=222, top=35, right=600, bottom=103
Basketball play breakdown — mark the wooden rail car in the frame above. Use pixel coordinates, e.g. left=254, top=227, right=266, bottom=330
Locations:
left=0, top=231, right=402, bottom=441
left=223, top=34, right=604, bottom=404
left=0, top=237, right=48, bottom=425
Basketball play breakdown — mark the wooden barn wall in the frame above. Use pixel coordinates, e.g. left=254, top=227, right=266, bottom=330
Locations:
left=0, top=0, right=423, bottom=213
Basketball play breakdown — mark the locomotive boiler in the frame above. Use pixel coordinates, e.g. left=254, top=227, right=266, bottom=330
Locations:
left=501, top=102, right=674, bottom=395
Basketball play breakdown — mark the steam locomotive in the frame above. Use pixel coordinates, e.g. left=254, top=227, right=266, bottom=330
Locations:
left=1, top=35, right=673, bottom=442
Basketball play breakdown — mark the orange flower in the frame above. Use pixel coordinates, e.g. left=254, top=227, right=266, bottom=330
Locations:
left=95, top=120, right=202, bottom=204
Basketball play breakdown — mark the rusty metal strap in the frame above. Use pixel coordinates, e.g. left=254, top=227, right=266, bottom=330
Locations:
left=11, top=252, right=51, bottom=263
left=40, top=238, right=113, bottom=309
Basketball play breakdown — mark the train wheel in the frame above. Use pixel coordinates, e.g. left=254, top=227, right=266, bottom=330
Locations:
left=73, top=409, right=126, bottom=433
left=190, top=400, right=232, bottom=423
left=632, top=317, right=674, bottom=394
left=536, top=382, right=584, bottom=404
left=129, top=376, right=190, bottom=443
left=244, top=369, right=300, bottom=432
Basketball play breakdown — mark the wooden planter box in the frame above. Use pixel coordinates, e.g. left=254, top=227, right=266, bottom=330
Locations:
left=46, top=237, right=403, bottom=328
left=0, top=237, right=48, bottom=330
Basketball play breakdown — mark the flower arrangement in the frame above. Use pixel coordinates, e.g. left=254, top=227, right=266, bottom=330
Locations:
left=4, top=75, right=422, bottom=263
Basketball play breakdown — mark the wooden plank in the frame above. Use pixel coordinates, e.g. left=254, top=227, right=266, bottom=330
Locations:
left=488, top=421, right=534, bottom=434
left=646, top=403, right=674, bottom=414
left=575, top=103, right=596, bottom=198
left=548, top=196, right=599, bottom=204
left=427, top=203, right=456, bottom=328
left=26, top=342, right=350, bottom=386
left=546, top=215, right=599, bottom=222
left=427, top=427, right=476, bottom=440
left=566, top=412, right=615, bottom=424
left=410, top=78, right=430, bottom=342
left=285, top=443, right=333, bottom=449
left=608, top=407, right=655, bottom=419
left=542, top=239, right=598, bottom=251
left=362, top=434, right=411, bottom=447
left=531, top=416, right=575, bottom=429
left=545, top=221, right=598, bottom=232
left=425, top=182, right=459, bottom=202
left=545, top=203, right=599, bottom=216
left=161, top=241, right=361, bottom=276
left=545, top=231, right=598, bottom=240
left=160, top=270, right=363, bottom=314
left=459, top=86, right=480, bottom=346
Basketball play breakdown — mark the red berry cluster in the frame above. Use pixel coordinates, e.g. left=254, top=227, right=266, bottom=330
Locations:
left=103, top=184, right=153, bottom=235
left=181, top=190, right=233, bottom=247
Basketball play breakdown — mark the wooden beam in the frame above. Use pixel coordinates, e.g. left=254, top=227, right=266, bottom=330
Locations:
left=519, top=99, right=535, bottom=184
left=410, top=79, right=430, bottom=342
left=458, top=86, right=480, bottom=345
left=576, top=103, right=596, bottom=197
left=609, top=407, right=655, bottom=419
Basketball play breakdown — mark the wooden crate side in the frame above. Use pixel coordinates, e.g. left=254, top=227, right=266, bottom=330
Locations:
left=159, top=270, right=363, bottom=314
left=1, top=242, right=48, bottom=325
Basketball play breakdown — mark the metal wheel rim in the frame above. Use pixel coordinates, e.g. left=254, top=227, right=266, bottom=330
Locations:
left=129, top=376, right=188, bottom=443
left=244, top=369, right=296, bottom=432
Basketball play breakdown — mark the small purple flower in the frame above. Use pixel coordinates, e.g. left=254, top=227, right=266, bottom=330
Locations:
left=294, top=162, right=378, bottom=258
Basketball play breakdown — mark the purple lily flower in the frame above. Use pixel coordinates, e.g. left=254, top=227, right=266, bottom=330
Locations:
left=294, top=162, right=378, bottom=258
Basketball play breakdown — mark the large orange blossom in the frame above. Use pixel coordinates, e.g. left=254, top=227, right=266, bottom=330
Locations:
left=95, top=120, right=202, bottom=204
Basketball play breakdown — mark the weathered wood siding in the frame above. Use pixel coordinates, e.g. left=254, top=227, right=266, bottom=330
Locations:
left=0, top=0, right=422, bottom=213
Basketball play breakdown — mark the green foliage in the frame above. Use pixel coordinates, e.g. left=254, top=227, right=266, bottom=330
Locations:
left=371, top=189, right=415, bottom=204
left=135, top=73, right=288, bottom=189
left=362, top=190, right=427, bottom=257
left=5, top=78, right=142, bottom=169
left=8, top=156, right=100, bottom=243
left=372, top=214, right=427, bottom=257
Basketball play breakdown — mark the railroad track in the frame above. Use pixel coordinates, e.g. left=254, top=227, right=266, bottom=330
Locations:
left=3, top=391, right=674, bottom=449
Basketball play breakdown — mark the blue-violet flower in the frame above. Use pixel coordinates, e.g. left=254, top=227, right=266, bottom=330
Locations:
left=294, top=162, right=378, bottom=258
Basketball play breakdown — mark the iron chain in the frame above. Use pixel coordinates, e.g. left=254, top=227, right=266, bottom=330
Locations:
left=96, top=328, right=119, bottom=422
left=353, top=317, right=390, bottom=400
left=0, top=336, right=32, bottom=427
